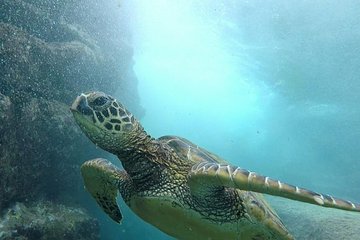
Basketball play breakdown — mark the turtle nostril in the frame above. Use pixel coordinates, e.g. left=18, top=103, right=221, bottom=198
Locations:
left=77, top=96, right=93, bottom=115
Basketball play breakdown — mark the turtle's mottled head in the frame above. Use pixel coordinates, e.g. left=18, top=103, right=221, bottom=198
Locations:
left=71, top=92, right=142, bottom=154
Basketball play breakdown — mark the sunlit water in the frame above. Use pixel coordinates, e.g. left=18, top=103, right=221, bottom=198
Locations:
left=97, top=1, right=360, bottom=239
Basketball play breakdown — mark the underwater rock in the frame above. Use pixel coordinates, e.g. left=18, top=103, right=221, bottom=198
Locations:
left=0, top=93, right=18, bottom=210
left=0, top=201, right=100, bottom=240
left=0, top=0, right=143, bottom=114
left=1, top=0, right=81, bottom=43
left=0, top=0, right=143, bottom=212
left=0, top=20, right=143, bottom=114
left=0, top=93, right=12, bottom=131
left=0, top=96, right=109, bottom=209
left=0, top=22, right=114, bottom=105
left=271, top=198, right=360, bottom=240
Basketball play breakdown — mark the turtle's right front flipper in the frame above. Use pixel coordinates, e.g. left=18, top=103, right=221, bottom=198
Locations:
left=81, top=158, right=132, bottom=223
left=189, top=162, right=360, bottom=212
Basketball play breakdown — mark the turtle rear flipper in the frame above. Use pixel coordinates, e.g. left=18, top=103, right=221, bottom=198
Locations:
left=81, top=158, right=130, bottom=223
left=189, top=162, right=360, bottom=212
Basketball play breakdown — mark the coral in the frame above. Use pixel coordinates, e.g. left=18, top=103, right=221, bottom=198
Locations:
left=0, top=201, right=100, bottom=240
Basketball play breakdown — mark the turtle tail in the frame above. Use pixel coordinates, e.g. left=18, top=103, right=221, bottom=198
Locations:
left=190, top=162, right=360, bottom=212
left=81, top=158, right=127, bottom=223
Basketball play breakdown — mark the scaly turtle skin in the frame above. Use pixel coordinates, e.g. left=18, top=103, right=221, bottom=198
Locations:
left=71, top=92, right=360, bottom=240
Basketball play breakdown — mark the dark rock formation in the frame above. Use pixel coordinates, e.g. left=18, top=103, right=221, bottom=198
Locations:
left=1, top=0, right=81, bottom=43
left=0, top=95, right=104, bottom=207
left=0, top=93, right=18, bottom=210
left=0, top=202, right=100, bottom=240
left=0, top=0, right=143, bottom=229
left=0, top=22, right=134, bottom=107
left=1, top=0, right=143, bottom=110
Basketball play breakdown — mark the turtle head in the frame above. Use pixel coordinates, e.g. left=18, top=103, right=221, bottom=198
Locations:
left=70, top=92, right=140, bottom=154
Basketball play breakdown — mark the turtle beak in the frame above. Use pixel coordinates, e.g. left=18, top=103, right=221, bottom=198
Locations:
left=70, top=94, right=93, bottom=116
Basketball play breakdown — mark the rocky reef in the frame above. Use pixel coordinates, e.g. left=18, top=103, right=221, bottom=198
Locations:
left=0, top=202, right=99, bottom=240
left=0, top=0, right=143, bottom=238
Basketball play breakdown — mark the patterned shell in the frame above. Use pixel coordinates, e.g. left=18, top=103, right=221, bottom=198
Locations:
left=159, top=135, right=228, bottom=165
left=158, top=135, right=290, bottom=238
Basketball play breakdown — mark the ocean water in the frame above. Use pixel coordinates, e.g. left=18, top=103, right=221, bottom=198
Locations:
left=110, top=1, right=360, bottom=239
left=1, top=0, right=360, bottom=239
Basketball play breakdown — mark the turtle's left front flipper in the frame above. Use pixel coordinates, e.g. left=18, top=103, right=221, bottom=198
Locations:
left=81, top=158, right=132, bottom=223
left=188, top=162, right=360, bottom=212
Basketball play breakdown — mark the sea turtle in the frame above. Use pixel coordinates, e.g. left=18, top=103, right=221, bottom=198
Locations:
left=70, top=91, right=360, bottom=240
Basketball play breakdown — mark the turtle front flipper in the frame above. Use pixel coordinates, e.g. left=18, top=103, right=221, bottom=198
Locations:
left=189, top=162, right=360, bottom=212
left=81, top=158, right=131, bottom=223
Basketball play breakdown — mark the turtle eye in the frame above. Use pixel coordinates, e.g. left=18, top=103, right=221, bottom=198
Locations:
left=93, top=96, right=108, bottom=106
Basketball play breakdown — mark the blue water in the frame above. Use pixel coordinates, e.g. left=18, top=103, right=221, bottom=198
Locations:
left=100, top=1, right=360, bottom=239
